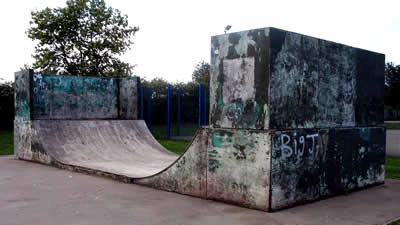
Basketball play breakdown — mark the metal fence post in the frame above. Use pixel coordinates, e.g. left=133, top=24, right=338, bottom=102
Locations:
left=204, top=89, right=207, bottom=126
left=177, top=88, right=181, bottom=136
left=167, top=84, right=170, bottom=140
left=198, top=84, right=202, bottom=128
left=147, top=87, right=151, bottom=130
left=140, top=86, right=144, bottom=120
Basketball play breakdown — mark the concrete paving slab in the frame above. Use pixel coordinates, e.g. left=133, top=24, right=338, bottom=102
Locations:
left=1, top=156, right=399, bottom=225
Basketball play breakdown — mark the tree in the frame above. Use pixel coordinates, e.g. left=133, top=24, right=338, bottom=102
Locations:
left=385, top=62, right=400, bottom=88
left=141, top=77, right=169, bottom=99
left=384, top=62, right=400, bottom=108
left=192, top=61, right=210, bottom=88
left=27, top=0, right=138, bottom=77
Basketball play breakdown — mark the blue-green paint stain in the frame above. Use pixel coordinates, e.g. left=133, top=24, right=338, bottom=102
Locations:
left=32, top=74, right=119, bottom=119
left=360, top=128, right=371, bottom=142
left=218, top=102, right=261, bottom=129
left=211, top=131, right=223, bottom=148
left=14, top=71, right=31, bottom=120
left=217, top=84, right=223, bottom=105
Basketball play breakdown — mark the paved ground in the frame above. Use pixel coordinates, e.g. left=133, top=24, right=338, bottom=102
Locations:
left=387, top=130, right=400, bottom=157
left=1, top=156, right=399, bottom=225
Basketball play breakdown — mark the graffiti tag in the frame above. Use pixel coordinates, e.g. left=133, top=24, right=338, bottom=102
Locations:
left=280, top=133, right=319, bottom=159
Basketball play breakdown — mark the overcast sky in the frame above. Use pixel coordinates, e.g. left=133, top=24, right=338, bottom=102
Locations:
left=0, top=0, right=399, bottom=82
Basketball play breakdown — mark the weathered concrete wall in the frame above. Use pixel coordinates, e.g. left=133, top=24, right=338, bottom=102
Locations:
left=206, top=128, right=271, bottom=211
left=14, top=120, right=53, bottom=164
left=14, top=70, right=33, bottom=121
left=135, top=128, right=209, bottom=198
left=119, top=77, right=139, bottom=119
left=32, top=74, right=118, bottom=119
left=210, top=28, right=270, bottom=129
left=269, top=28, right=385, bottom=129
left=210, top=27, right=385, bottom=130
left=14, top=70, right=33, bottom=158
left=14, top=71, right=139, bottom=120
left=270, top=127, right=385, bottom=210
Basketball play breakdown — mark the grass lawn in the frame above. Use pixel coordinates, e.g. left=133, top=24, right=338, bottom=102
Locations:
left=0, top=131, right=13, bottom=155
left=389, top=220, right=400, bottom=225
left=386, top=157, right=400, bottom=180
left=157, top=139, right=190, bottom=155
left=150, top=123, right=198, bottom=139
left=385, top=122, right=400, bottom=130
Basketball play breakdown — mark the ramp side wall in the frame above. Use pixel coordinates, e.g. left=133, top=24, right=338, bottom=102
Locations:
left=135, top=128, right=209, bottom=198
left=14, top=70, right=33, bottom=158
left=136, top=128, right=272, bottom=211
left=270, top=126, right=385, bottom=210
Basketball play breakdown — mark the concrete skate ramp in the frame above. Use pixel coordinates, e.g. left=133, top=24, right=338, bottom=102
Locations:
left=15, top=27, right=387, bottom=212
left=34, top=120, right=179, bottom=178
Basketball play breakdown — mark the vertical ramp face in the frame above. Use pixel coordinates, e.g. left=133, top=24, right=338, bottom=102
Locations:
left=135, top=128, right=209, bottom=198
left=206, top=129, right=271, bottom=211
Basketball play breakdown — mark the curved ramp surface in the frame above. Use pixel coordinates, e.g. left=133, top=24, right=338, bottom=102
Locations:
left=33, top=120, right=179, bottom=178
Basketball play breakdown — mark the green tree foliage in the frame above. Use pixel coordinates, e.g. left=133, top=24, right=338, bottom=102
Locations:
left=27, top=0, right=138, bottom=77
left=141, top=77, right=169, bottom=99
left=192, top=61, right=210, bottom=88
left=385, top=62, right=400, bottom=109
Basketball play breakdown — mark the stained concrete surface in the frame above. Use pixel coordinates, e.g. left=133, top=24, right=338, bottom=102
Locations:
left=387, top=130, right=400, bottom=157
left=1, top=156, right=399, bottom=225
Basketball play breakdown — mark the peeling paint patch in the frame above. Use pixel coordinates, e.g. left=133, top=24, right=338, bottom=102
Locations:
left=210, top=28, right=270, bottom=129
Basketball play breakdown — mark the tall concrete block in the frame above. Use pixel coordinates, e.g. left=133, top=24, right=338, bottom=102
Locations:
left=210, top=27, right=385, bottom=130
left=210, top=27, right=385, bottom=211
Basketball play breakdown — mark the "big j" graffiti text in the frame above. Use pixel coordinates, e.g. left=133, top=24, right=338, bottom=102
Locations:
left=280, top=132, right=320, bottom=159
